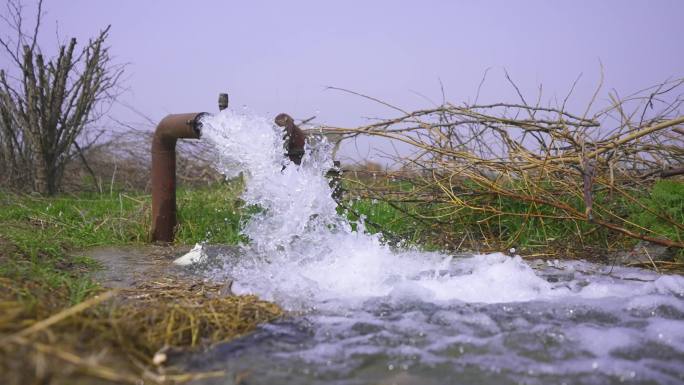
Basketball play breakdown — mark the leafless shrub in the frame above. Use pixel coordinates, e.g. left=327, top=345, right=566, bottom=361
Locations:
left=0, top=0, right=124, bottom=195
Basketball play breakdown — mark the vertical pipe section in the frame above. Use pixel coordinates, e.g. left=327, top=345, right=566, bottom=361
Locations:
left=151, top=113, right=207, bottom=242
left=275, top=113, right=306, bottom=165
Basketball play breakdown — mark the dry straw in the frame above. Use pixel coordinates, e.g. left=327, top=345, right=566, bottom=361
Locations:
left=0, top=278, right=282, bottom=384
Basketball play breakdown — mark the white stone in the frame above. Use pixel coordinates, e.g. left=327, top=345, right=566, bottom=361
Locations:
left=173, top=243, right=206, bottom=266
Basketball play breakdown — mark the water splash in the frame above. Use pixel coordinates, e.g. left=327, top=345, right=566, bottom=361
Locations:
left=202, top=109, right=447, bottom=306
left=196, top=109, right=684, bottom=384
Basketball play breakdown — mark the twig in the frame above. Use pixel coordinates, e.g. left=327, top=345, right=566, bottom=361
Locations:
left=6, top=290, right=116, bottom=341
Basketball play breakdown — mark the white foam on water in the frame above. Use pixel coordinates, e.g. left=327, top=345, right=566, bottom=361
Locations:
left=199, top=109, right=684, bottom=384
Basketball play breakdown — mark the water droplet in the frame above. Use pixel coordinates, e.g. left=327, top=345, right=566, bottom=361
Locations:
left=592, top=361, right=599, bottom=369
left=388, top=364, right=395, bottom=371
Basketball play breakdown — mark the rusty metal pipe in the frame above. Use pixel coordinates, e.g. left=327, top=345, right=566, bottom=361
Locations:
left=151, top=112, right=207, bottom=242
left=275, top=113, right=307, bottom=165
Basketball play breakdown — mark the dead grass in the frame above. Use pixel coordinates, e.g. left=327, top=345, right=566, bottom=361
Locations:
left=0, top=278, right=283, bottom=385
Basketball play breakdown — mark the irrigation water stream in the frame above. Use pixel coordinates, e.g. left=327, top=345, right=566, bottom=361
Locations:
left=184, top=110, right=684, bottom=384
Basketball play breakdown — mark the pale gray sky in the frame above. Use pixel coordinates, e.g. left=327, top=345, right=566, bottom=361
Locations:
left=2, top=0, right=682, bottom=161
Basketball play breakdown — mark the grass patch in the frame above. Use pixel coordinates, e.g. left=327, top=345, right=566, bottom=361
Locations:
left=346, top=177, right=684, bottom=261
left=0, top=180, right=247, bottom=307
left=0, top=178, right=246, bottom=250
left=628, top=180, right=684, bottom=243
left=176, top=180, right=248, bottom=244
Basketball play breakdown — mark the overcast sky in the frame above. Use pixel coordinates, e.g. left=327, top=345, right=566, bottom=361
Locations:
left=2, top=0, right=682, bottom=161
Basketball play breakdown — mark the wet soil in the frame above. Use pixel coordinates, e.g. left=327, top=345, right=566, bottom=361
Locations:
left=82, top=244, right=241, bottom=289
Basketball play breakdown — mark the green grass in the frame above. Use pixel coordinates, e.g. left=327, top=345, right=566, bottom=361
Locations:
left=344, top=199, right=439, bottom=248
left=0, top=189, right=147, bottom=306
left=628, top=180, right=684, bottom=243
left=348, top=179, right=684, bottom=258
left=0, top=180, right=247, bottom=306
left=176, top=180, right=248, bottom=244
left=0, top=179, right=246, bottom=247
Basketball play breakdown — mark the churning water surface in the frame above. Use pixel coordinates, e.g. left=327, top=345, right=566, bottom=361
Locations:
left=188, top=110, right=684, bottom=385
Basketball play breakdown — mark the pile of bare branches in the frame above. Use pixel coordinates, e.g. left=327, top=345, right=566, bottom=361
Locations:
left=327, top=78, right=684, bottom=253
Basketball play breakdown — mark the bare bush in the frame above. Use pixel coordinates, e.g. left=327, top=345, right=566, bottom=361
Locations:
left=0, top=0, right=124, bottom=194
